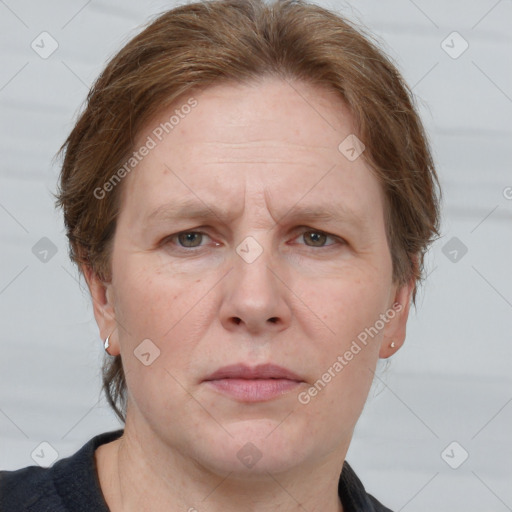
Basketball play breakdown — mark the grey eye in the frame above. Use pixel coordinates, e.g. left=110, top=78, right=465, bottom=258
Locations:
left=177, top=232, right=203, bottom=247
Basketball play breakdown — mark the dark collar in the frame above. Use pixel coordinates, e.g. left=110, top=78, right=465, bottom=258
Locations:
left=1, top=429, right=392, bottom=511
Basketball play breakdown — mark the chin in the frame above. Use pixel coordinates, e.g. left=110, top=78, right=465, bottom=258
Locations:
left=190, top=418, right=315, bottom=477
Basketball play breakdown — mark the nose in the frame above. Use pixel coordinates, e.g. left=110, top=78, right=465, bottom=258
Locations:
left=219, top=239, right=292, bottom=335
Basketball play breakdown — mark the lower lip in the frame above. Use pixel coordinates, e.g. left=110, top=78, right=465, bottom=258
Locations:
left=205, top=378, right=301, bottom=402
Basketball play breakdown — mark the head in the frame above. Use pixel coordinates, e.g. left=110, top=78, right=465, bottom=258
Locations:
left=56, top=0, right=440, bottom=475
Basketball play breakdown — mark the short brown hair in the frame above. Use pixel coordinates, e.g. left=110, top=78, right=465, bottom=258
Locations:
left=56, top=0, right=441, bottom=422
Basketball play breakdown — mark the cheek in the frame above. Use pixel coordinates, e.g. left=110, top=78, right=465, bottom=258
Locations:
left=112, top=259, right=218, bottom=379
left=302, top=269, right=391, bottom=346
left=113, top=266, right=202, bottom=420
left=296, top=270, right=390, bottom=406
left=116, top=278, right=173, bottom=337
left=113, top=258, right=194, bottom=339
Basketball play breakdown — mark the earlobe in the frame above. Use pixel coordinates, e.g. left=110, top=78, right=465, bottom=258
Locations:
left=379, top=280, right=414, bottom=359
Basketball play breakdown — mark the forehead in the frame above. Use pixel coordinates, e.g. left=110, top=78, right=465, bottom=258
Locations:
left=121, top=77, right=384, bottom=227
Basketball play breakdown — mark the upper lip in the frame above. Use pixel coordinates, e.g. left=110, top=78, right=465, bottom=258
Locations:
left=203, top=363, right=303, bottom=382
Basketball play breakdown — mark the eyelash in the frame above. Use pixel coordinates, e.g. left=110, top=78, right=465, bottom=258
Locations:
left=162, top=228, right=344, bottom=252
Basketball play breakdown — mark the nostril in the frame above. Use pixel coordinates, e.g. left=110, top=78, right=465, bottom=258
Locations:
left=268, top=317, right=278, bottom=323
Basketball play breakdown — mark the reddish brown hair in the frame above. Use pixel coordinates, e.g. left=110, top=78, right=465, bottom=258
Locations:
left=56, top=0, right=441, bottom=422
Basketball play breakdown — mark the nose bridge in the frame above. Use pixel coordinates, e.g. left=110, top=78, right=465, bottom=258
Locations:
left=219, top=230, right=291, bottom=333
left=233, top=231, right=277, bottom=303
left=228, top=193, right=277, bottom=288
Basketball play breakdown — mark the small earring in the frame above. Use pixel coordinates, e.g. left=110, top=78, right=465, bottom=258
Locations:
left=390, top=341, right=396, bottom=348
left=104, top=335, right=113, bottom=355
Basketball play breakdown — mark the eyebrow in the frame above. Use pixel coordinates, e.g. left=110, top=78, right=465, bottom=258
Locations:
left=144, top=198, right=365, bottom=228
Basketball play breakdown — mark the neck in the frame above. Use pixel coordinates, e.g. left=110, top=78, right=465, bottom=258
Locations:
left=96, top=423, right=346, bottom=512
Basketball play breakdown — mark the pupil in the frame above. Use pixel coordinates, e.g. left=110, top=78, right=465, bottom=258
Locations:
left=308, top=232, right=325, bottom=246
left=180, top=232, right=200, bottom=247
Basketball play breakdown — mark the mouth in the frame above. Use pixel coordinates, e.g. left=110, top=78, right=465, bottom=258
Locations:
left=202, top=363, right=304, bottom=402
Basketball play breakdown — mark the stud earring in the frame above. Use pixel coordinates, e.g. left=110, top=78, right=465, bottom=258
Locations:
left=390, top=341, right=396, bottom=348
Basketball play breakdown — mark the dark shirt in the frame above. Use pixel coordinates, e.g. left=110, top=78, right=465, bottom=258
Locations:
left=0, top=430, right=392, bottom=511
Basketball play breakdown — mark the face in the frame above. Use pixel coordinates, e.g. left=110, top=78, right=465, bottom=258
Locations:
left=87, top=77, right=413, bottom=476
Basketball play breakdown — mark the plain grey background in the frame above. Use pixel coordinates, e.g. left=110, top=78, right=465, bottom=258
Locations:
left=1, top=1, right=511, bottom=510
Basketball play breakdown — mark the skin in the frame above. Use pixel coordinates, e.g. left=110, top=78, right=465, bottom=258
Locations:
left=85, top=77, right=414, bottom=512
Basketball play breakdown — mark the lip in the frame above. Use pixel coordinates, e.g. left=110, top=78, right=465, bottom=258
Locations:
left=204, top=363, right=303, bottom=381
left=203, top=364, right=304, bottom=402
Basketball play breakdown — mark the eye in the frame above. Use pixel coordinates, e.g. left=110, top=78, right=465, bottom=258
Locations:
left=294, top=228, right=347, bottom=249
left=178, top=231, right=204, bottom=247
left=300, top=230, right=333, bottom=247
left=166, top=231, right=211, bottom=248
left=161, top=228, right=343, bottom=252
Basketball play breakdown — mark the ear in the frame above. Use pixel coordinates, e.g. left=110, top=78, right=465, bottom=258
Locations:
left=82, top=264, right=121, bottom=356
left=379, top=281, right=414, bottom=359
left=379, top=277, right=415, bottom=359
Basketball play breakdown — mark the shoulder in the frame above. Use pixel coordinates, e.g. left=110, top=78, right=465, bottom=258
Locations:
left=339, top=461, right=394, bottom=512
left=0, top=430, right=123, bottom=512
left=0, top=464, right=61, bottom=512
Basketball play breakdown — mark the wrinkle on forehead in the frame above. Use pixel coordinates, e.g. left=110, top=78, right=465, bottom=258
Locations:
left=120, top=77, right=384, bottom=239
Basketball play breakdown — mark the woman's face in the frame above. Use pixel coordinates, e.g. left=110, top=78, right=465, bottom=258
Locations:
left=89, top=77, right=413, bottom=475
